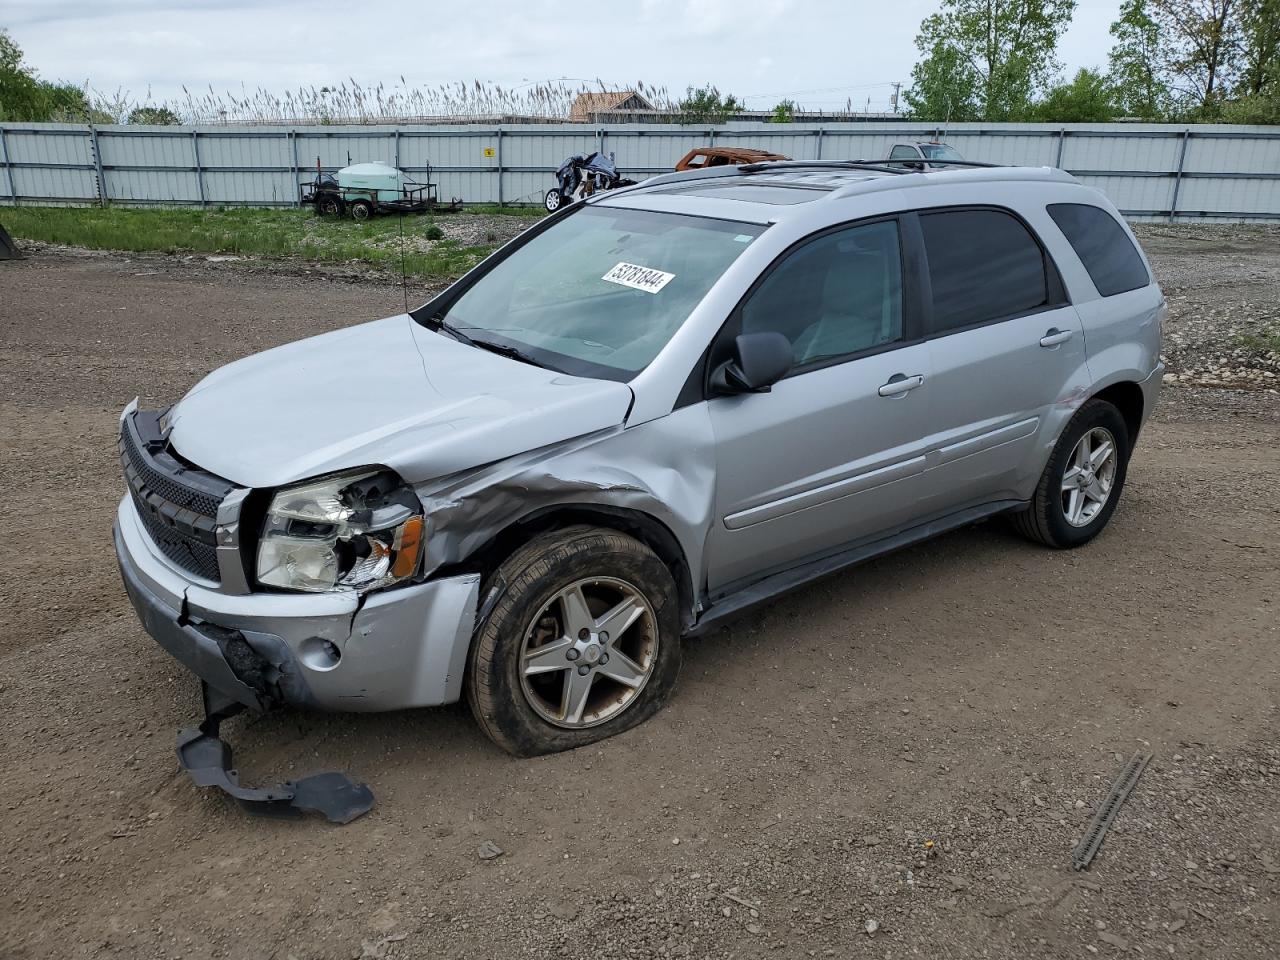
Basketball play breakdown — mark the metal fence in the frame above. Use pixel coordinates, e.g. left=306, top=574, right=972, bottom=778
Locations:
left=1, top=120, right=1278, bottom=221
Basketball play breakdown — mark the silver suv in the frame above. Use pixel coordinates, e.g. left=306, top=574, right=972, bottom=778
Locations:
left=116, top=162, right=1164, bottom=763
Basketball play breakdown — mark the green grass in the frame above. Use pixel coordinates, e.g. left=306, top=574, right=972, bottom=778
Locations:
left=1237, top=328, right=1280, bottom=354
left=0, top=205, right=539, bottom=279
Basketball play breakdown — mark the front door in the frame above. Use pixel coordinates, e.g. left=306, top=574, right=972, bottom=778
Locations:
left=703, top=217, right=933, bottom=594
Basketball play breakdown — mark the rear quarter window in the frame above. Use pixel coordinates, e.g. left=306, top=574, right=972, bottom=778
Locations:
left=1048, top=202, right=1150, bottom=297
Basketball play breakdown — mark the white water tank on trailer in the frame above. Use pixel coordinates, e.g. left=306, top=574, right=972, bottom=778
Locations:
left=337, top=162, right=404, bottom=202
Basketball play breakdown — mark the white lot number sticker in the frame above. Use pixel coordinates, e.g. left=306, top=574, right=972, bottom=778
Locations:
left=601, top=262, right=676, bottom=294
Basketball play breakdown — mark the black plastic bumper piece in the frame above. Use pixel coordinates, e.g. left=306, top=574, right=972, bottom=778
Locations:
left=176, top=684, right=375, bottom=825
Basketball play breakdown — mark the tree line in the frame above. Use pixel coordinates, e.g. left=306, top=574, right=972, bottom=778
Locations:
left=905, top=0, right=1279, bottom=123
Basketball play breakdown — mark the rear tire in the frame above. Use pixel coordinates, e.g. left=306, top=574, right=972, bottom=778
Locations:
left=466, top=526, right=681, bottom=757
left=1012, top=399, right=1131, bottom=548
left=544, top=189, right=563, bottom=212
left=350, top=200, right=373, bottom=221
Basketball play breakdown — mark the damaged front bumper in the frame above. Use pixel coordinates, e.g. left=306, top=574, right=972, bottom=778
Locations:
left=115, top=496, right=481, bottom=713
left=116, top=494, right=481, bottom=821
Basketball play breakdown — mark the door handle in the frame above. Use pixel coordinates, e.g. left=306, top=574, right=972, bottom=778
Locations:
left=878, top=373, right=925, bottom=398
left=1039, top=328, right=1074, bottom=348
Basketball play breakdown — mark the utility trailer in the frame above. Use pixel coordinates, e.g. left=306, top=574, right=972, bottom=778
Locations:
left=301, top=160, right=462, bottom=219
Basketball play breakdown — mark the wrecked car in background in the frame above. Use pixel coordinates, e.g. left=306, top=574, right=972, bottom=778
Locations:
left=674, top=146, right=789, bottom=170
left=544, top=151, right=637, bottom=211
left=116, top=159, right=1164, bottom=818
left=886, top=140, right=966, bottom=170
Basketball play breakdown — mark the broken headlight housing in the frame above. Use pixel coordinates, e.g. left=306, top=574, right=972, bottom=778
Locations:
left=256, top=469, right=424, bottom=594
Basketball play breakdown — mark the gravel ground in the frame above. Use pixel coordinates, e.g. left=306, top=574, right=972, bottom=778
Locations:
left=1132, top=224, right=1280, bottom=392
left=0, top=227, right=1277, bottom=960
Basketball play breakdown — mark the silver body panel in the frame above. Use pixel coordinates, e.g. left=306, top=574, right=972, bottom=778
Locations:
left=114, top=165, right=1164, bottom=712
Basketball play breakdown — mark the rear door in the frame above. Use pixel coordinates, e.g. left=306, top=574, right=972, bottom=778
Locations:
left=703, top=217, right=933, bottom=593
left=912, top=207, right=1090, bottom=513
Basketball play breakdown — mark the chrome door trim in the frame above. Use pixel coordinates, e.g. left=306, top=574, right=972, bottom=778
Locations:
left=723, top=454, right=927, bottom=530
left=933, top=417, right=1040, bottom=467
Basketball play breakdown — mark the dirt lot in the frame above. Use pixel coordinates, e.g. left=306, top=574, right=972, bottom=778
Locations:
left=1, top=228, right=1277, bottom=960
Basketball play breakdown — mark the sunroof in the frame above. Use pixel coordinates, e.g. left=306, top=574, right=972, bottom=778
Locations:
left=641, top=169, right=885, bottom=204
left=644, top=181, right=832, bottom=205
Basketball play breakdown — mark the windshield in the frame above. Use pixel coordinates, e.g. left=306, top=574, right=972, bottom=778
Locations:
left=921, top=143, right=963, bottom=161
left=436, top=206, right=765, bottom=380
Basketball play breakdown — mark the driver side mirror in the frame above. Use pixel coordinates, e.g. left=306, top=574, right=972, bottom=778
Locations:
left=710, top=332, right=793, bottom=396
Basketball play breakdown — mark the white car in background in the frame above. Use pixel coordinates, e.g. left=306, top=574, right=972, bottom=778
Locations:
left=887, top=140, right=966, bottom=170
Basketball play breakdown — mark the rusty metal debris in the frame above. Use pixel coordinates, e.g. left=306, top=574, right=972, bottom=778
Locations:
left=673, top=147, right=789, bottom=171
left=1072, top=751, right=1152, bottom=870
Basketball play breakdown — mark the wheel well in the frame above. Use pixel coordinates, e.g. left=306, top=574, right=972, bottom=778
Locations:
left=1093, top=381, right=1145, bottom=444
left=458, top=506, right=697, bottom=630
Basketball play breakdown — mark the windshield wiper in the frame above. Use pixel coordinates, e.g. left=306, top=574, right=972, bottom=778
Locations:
left=431, top=317, right=547, bottom=369
left=466, top=336, right=546, bottom=368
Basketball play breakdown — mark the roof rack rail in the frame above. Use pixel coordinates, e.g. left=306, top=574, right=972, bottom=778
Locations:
left=599, top=157, right=1011, bottom=202
left=888, top=159, right=1002, bottom=168
left=737, top=159, right=910, bottom=175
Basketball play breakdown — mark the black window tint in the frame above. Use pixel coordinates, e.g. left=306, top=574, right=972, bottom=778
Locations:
left=1048, top=202, right=1150, bottom=297
left=921, top=209, right=1048, bottom=332
left=741, top=220, right=903, bottom=366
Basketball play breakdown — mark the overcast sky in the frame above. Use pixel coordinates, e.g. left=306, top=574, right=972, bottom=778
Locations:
left=2, top=0, right=1123, bottom=113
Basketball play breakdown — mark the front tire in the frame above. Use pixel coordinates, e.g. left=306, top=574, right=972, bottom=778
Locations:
left=1013, top=399, right=1131, bottom=548
left=466, top=526, right=681, bottom=757
left=350, top=199, right=373, bottom=221
left=544, top=188, right=564, bottom=212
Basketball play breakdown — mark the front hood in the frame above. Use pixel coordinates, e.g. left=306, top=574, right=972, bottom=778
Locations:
left=166, top=315, right=633, bottom=489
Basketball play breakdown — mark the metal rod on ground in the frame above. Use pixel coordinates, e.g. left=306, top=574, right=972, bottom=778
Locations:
left=1072, top=752, right=1153, bottom=871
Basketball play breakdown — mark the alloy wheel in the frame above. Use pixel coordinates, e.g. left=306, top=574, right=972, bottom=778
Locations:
left=1061, top=426, right=1118, bottom=527
left=519, top=577, right=658, bottom=729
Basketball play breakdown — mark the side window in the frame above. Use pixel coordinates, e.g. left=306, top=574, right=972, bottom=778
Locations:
left=920, top=209, right=1049, bottom=332
left=740, top=220, right=903, bottom=367
left=1048, top=202, right=1150, bottom=297
left=684, top=153, right=707, bottom=167
left=889, top=145, right=917, bottom=160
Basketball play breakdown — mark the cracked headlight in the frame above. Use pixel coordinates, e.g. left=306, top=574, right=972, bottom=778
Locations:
left=256, top=469, right=424, bottom=594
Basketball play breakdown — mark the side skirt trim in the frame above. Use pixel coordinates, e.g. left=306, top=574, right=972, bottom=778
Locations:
left=688, top=499, right=1025, bottom=638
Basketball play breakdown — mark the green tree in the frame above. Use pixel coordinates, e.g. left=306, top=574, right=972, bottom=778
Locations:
left=904, top=0, right=1078, bottom=121
left=1220, top=91, right=1280, bottom=119
left=128, top=105, right=182, bottom=125
left=1108, top=0, right=1172, bottom=117
left=1031, top=68, right=1119, bottom=120
left=1236, top=0, right=1279, bottom=96
left=770, top=99, right=796, bottom=123
left=0, top=31, right=113, bottom=122
left=904, top=38, right=983, bottom=120
left=1149, top=0, right=1242, bottom=111
left=0, top=28, right=50, bottom=121
left=676, top=84, right=743, bottom=124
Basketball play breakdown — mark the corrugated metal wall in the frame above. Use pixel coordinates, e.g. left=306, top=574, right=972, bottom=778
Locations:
left=1, top=121, right=1277, bottom=221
